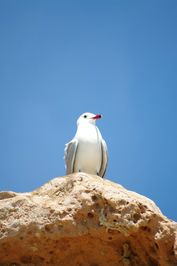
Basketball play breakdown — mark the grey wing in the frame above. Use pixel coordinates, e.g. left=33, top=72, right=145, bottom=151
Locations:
left=64, top=139, right=78, bottom=175
left=99, top=139, right=108, bottom=178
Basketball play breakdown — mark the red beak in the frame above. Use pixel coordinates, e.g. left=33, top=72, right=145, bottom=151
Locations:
left=92, top=114, right=102, bottom=120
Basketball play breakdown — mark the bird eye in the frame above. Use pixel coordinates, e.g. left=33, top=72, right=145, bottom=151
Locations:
left=83, top=115, right=87, bottom=118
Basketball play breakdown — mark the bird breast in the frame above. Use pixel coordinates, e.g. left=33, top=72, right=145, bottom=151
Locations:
left=74, top=124, right=102, bottom=174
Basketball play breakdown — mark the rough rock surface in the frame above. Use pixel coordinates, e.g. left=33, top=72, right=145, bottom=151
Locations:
left=0, top=173, right=176, bottom=266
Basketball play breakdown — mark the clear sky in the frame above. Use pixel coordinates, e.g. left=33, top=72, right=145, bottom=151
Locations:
left=0, top=1, right=177, bottom=221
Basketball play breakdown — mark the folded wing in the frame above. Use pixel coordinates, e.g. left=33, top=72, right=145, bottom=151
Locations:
left=64, top=139, right=78, bottom=175
left=99, top=139, right=108, bottom=178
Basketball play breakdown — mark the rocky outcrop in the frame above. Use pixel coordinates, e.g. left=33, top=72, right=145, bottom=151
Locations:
left=0, top=173, right=176, bottom=266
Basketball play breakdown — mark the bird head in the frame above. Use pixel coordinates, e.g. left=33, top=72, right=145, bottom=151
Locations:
left=77, top=112, right=102, bottom=126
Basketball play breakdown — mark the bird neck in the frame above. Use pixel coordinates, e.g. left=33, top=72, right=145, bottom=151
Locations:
left=75, top=123, right=100, bottom=141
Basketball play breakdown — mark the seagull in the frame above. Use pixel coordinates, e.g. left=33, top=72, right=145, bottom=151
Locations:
left=64, top=112, right=108, bottom=178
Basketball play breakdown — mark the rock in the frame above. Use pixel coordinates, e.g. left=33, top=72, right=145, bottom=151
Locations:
left=0, top=173, right=176, bottom=266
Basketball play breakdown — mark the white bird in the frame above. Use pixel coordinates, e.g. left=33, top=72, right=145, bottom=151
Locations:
left=64, top=112, right=108, bottom=177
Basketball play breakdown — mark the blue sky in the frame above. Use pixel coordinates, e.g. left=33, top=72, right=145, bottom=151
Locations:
left=0, top=1, right=177, bottom=221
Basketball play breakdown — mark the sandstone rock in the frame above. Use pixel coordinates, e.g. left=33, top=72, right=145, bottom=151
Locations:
left=0, top=173, right=176, bottom=266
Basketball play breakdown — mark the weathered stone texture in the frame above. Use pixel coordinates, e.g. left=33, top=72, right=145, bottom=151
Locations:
left=0, top=173, right=176, bottom=266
